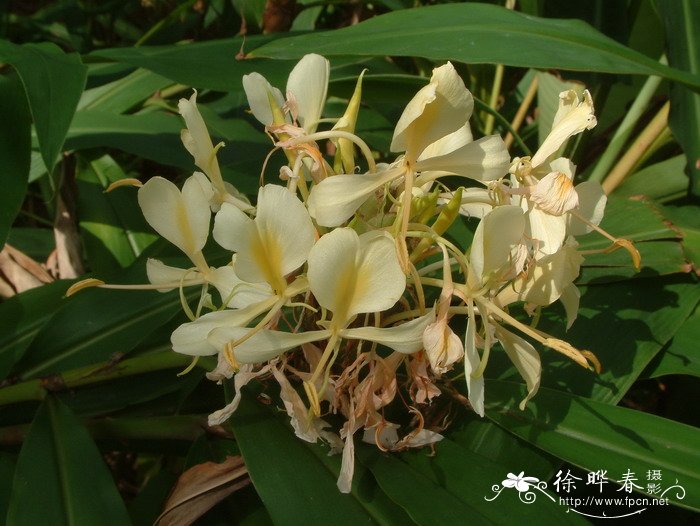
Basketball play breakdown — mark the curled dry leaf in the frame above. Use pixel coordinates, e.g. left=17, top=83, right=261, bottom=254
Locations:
left=155, top=455, right=250, bottom=526
left=0, top=244, right=54, bottom=298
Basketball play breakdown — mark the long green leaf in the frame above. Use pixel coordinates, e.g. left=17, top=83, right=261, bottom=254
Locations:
left=0, top=73, right=31, bottom=248
left=250, top=4, right=700, bottom=90
left=0, top=40, right=87, bottom=173
left=0, top=280, right=71, bottom=380
left=659, top=0, right=700, bottom=195
left=645, top=305, right=700, bottom=378
left=486, top=380, right=700, bottom=511
left=6, top=397, right=130, bottom=525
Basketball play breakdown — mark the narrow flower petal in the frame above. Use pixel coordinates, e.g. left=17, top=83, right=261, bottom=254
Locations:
left=208, top=363, right=271, bottom=425
left=178, top=91, right=220, bottom=181
left=208, top=264, right=274, bottom=309
left=208, top=327, right=329, bottom=364
left=526, top=206, right=567, bottom=256
left=342, top=312, right=435, bottom=354
left=286, top=54, right=330, bottom=133
left=559, top=283, right=581, bottom=330
left=464, top=314, right=484, bottom=417
left=415, top=135, right=510, bottom=181
left=307, top=166, right=402, bottom=227
left=531, top=90, right=596, bottom=167
left=494, top=325, right=541, bottom=410
left=138, top=175, right=210, bottom=258
left=271, top=365, right=319, bottom=443
left=146, top=258, right=193, bottom=291
left=242, top=72, right=285, bottom=126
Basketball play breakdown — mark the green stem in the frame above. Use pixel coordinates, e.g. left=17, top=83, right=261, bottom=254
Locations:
left=0, top=415, right=214, bottom=446
left=484, top=64, right=504, bottom=136
left=0, top=350, right=192, bottom=407
left=588, top=55, right=667, bottom=183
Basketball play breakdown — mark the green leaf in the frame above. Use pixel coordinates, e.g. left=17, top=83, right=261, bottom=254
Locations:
left=659, top=0, right=700, bottom=195
left=0, top=73, right=31, bottom=248
left=486, top=380, right=700, bottom=511
left=663, top=204, right=700, bottom=276
left=75, top=152, right=157, bottom=274
left=12, top=264, right=193, bottom=380
left=90, top=35, right=291, bottom=93
left=0, top=453, right=15, bottom=522
left=616, top=155, right=689, bottom=203
left=6, top=397, right=130, bottom=525
left=645, top=304, right=700, bottom=378
left=250, top=4, right=700, bottom=90
left=0, top=40, right=87, bottom=173
left=77, top=68, right=172, bottom=114
left=537, top=276, right=700, bottom=403
left=0, top=280, right=71, bottom=380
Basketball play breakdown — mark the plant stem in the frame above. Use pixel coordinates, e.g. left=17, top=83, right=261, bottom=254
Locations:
left=602, top=101, right=670, bottom=194
left=0, top=414, right=218, bottom=446
left=0, top=350, right=192, bottom=407
left=504, top=75, right=538, bottom=150
left=589, top=55, right=667, bottom=183
left=484, top=64, right=504, bottom=136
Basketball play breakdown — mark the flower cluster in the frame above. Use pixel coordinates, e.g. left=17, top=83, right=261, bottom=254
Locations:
left=70, top=55, right=638, bottom=492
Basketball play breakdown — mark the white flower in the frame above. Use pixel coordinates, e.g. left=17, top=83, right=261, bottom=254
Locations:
left=243, top=54, right=330, bottom=134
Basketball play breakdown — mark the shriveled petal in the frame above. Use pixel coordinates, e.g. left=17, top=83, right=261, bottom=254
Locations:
left=138, top=175, right=210, bottom=257
left=286, top=54, right=330, bottom=133
left=415, top=135, right=510, bottom=182
left=568, top=181, right=606, bottom=236
left=337, top=428, right=356, bottom=494
left=308, top=229, right=406, bottom=325
left=343, top=312, right=435, bottom=354
left=470, top=205, right=526, bottom=285
left=307, top=166, right=402, bottom=227
left=270, top=366, right=319, bottom=443
left=423, top=320, right=463, bottom=374
left=530, top=171, right=579, bottom=216
left=208, top=264, right=274, bottom=309
left=527, top=206, right=567, bottom=256
left=178, top=92, right=218, bottom=177
left=242, top=72, right=285, bottom=126
left=208, top=363, right=271, bottom=425
left=464, top=314, right=484, bottom=417
left=392, top=62, right=474, bottom=161
left=495, top=325, right=541, bottom=410
left=531, top=90, right=596, bottom=167
left=208, top=327, right=329, bottom=364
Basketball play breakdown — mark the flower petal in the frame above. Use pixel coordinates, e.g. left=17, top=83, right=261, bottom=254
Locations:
left=178, top=92, right=220, bottom=181
left=286, top=54, right=329, bottom=133
left=526, top=206, right=567, bottom=256
left=255, top=184, right=316, bottom=279
left=308, top=229, right=406, bottom=324
left=494, top=325, right=541, bottom=410
left=531, top=90, right=596, bottom=167
left=470, top=205, right=525, bottom=285
left=146, top=258, right=193, bottom=291
left=415, top=135, right=510, bottom=181
left=138, top=175, right=210, bottom=257
left=342, top=311, right=435, bottom=354
left=307, top=166, right=402, bottom=227
left=515, top=242, right=583, bottom=306
left=242, top=72, right=285, bottom=126
left=208, top=263, right=274, bottom=309
left=530, top=171, right=579, bottom=216
left=392, top=62, right=473, bottom=161
left=568, top=180, right=606, bottom=236
left=559, top=283, right=581, bottom=330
